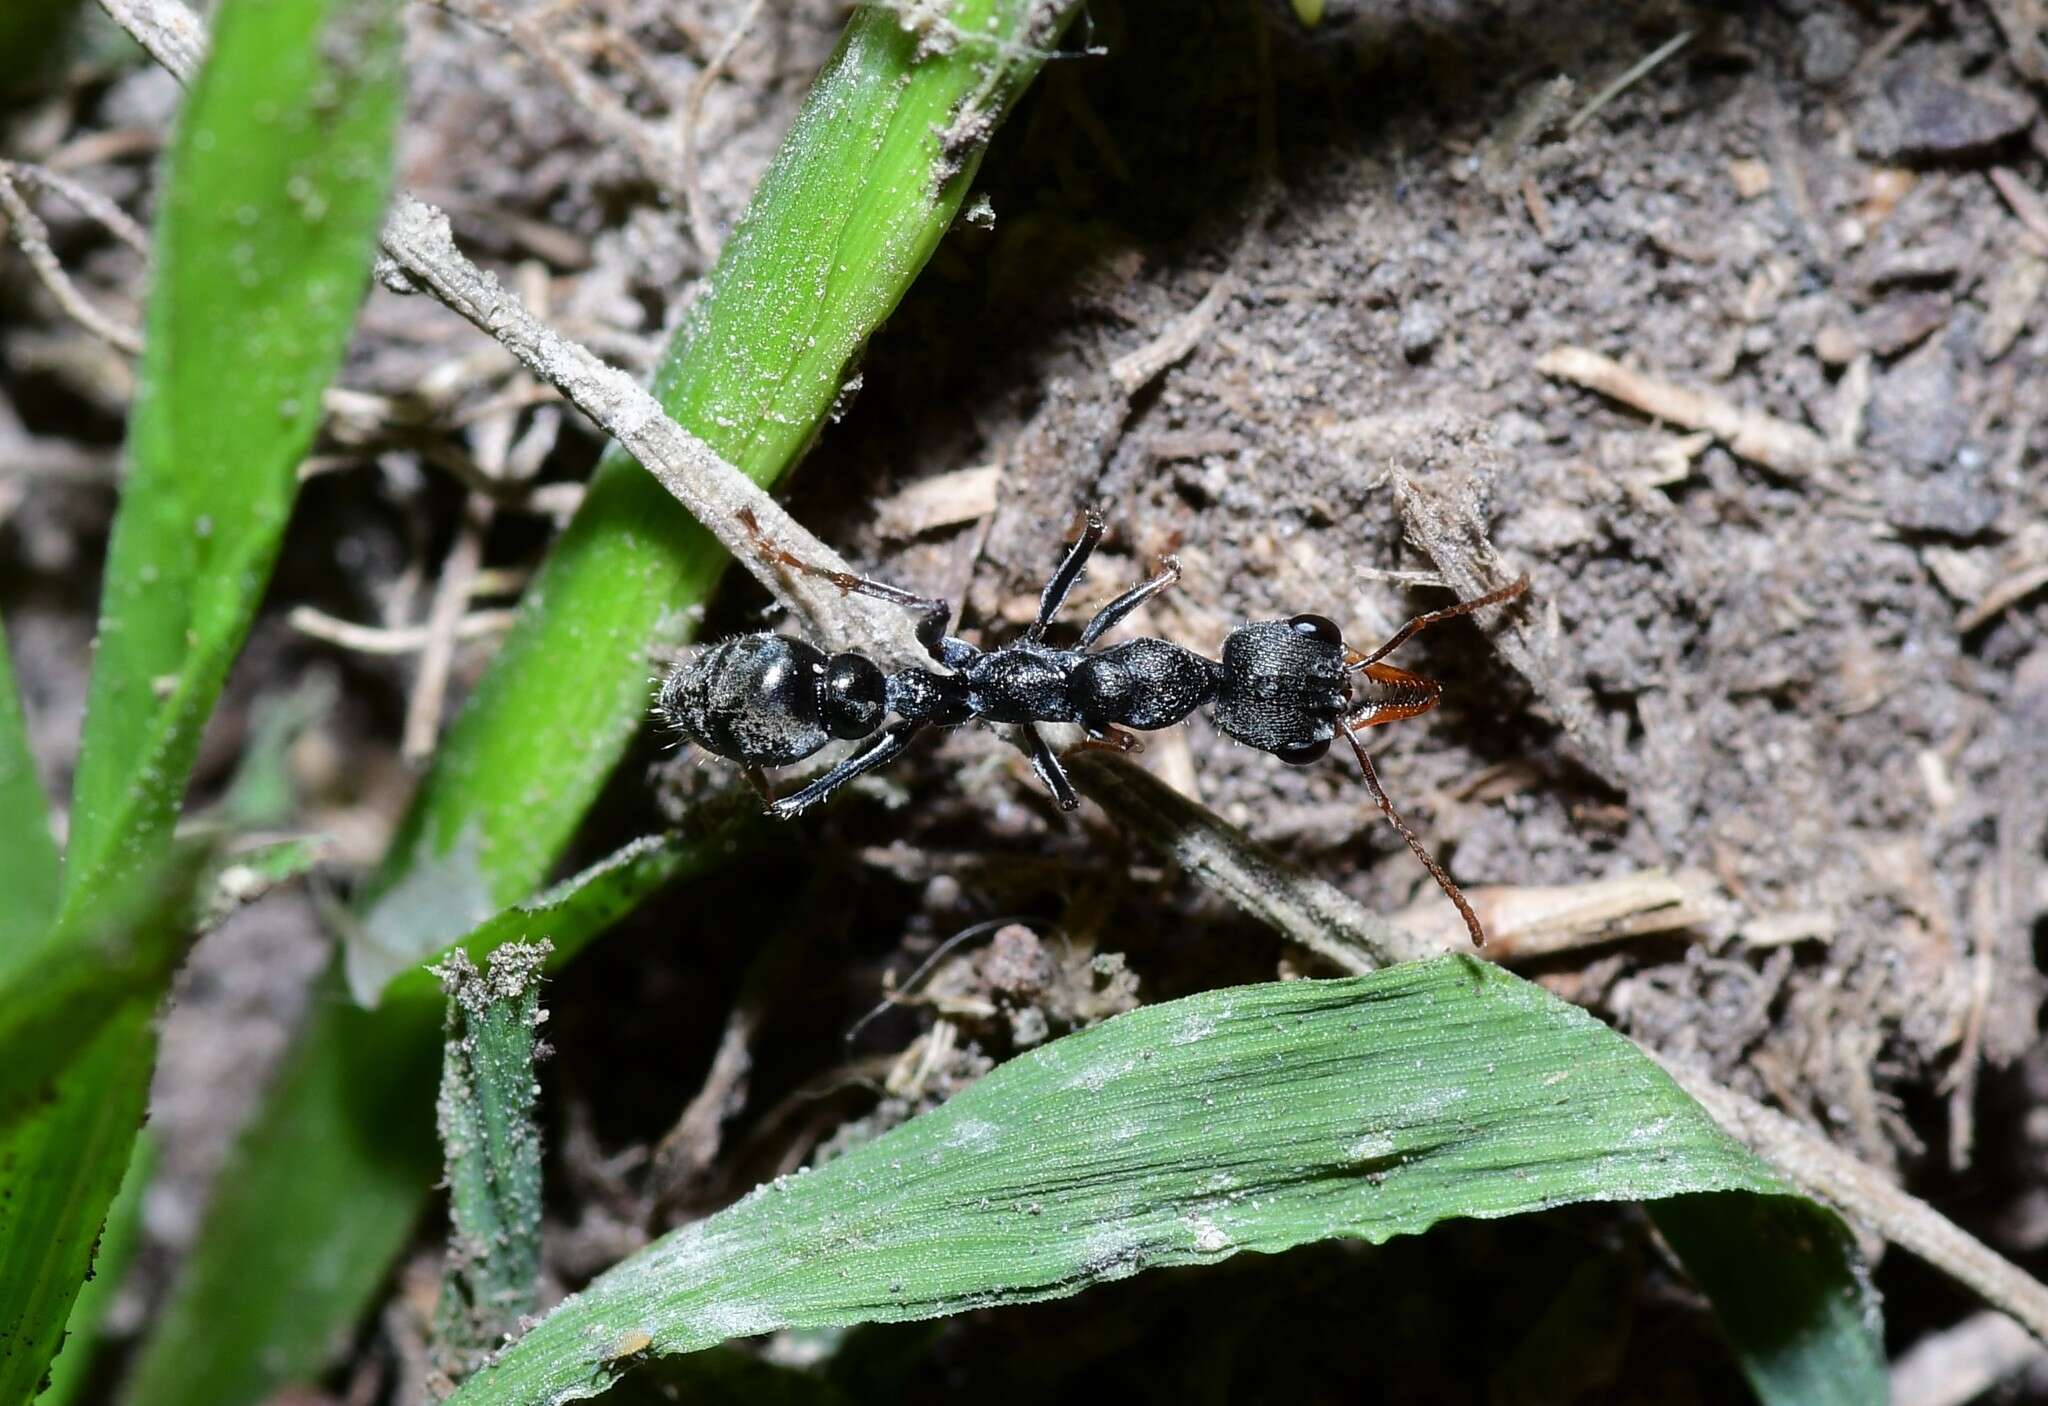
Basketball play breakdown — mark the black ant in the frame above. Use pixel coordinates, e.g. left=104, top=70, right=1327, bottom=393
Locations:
left=657, top=510, right=1528, bottom=946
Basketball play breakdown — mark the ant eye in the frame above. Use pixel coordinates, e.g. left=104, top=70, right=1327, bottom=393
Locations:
left=1289, top=613, right=1341, bottom=645
left=1274, top=737, right=1331, bottom=766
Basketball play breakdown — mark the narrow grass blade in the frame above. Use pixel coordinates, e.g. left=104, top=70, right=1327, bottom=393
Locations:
left=121, top=826, right=723, bottom=1406
left=0, top=1005, right=155, bottom=1404
left=378, top=821, right=743, bottom=1009
left=351, top=0, right=1085, bottom=997
left=1652, top=1193, right=1886, bottom=1404
left=40, top=1135, right=156, bottom=1406
left=8, top=1, right=400, bottom=1387
left=447, top=960, right=1882, bottom=1406
left=0, top=617, right=58, bottom=950
left=0, top=843, right=209, bottom=1130
left=58, top=0, right=400, bottom=929
left=431, top=942, right=549, bottom=1386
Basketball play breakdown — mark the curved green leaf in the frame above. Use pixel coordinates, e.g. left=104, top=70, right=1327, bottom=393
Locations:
left=449, top=960, right=1883, bottom=1405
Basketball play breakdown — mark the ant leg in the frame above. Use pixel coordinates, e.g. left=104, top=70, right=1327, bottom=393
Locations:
left=742, top=766, right=777, bottom=806
left=1340, top=724, right=1488, bottom=950
left=1345, top=660, right=1444, bottom=730
left=735, top=507, right=970, bottom=667
left=765, top=721, right=924, bottom=819
left=1026, top=509, right=1106, bottom=642
left=1019, top=725, right=1080, bottom=811
left=1077, top=555, right=1182, bottom=650
left=1347, top=576, right=1531, bottom=672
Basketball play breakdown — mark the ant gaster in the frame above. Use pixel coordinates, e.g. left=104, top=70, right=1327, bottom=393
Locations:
left=657, top=510, right=1528, bottom=946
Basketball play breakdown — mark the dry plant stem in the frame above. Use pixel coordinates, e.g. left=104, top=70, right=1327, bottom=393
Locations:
left=647, top=1000, right=756, bottom=1201
left=1655, top=1057, right=2048, bottom=1347
left=1537, top=345, right=1836, bottom=479
left=1564, top=30, right=1693, bottom=133
left=288, top=605, right=516, bottom=655
left=0, top=161, right=144, bottom=354
left=93, top=0, right=905, bottom=657
left=430, top=0, right=685, bottom=204
left=373, top=199, right=921, bottom=664
left=1391, top=869, right=1713, bottom=959
left=1960, top=560, right=2048, bottom=631
left=1068, top=752, right=1438, bottom=971
left=403, top=492, right=493, bottom=762
left=1990, top=167, right=2048, bottom=254
left=1109, top=268, right=1239, bottom=396
left=2, top=160, right=150, bottom=253
left=1890, top=1311, right=2048, bottom=1406
left=679, top=0, right=769, bottom=260
left=1984, top=0, right=2048, bottom=82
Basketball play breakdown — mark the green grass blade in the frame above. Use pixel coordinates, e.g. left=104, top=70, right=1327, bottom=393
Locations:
left=447, top=960, right=1882, bottom=1405
left=4, top=11, right=401, bottom=1384
left=0, top=1005, right=156, bottom=1404
left=350, top=0, right=1084, bottom=999
left=0, top=617, right=59, bottom=951
left=431, top=942, right=549, bottom=1385
left=1653, top=1193, right=1886, bottom=1404
left=120, top=827, right=723, bottom=1406
left=0, top=844, right=209, bottom=1131
left=58, top=0, right=400, bottom=929
left=39, top=1135, right=156, bottom=1406
left=378, top=822, right=742, bottom=1008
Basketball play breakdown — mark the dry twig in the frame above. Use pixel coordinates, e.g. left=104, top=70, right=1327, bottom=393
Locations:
left=430, top=0, right=686, bottom=207
left=1565, top=31, right=1693, bottom=134
left=1109, top=268, right=1239, bottom=396
left=1537, top=345, right=1836, bottom=479
left=679, top=0, right=769, bottom=260
left=1990, top=167, right=2048, bottom=255
left=1890, top=1311, right=2047, bottom=1406
left=1391, top=868, right=1716, bottom=959
left=289, top=605, right=517, bottom=655
left=0, top=160, right=144, bottom=354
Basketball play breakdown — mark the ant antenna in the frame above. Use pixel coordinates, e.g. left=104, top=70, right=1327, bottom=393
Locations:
left=843, top=916, right=1056, bottom=1044
left=1346, top=577, right=1531, bottom=673
left=1342, top=725, right=1487, bottom=949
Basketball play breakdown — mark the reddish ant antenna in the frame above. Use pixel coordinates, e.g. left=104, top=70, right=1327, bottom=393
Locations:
left=1341, top=576, right=1530, bottom=949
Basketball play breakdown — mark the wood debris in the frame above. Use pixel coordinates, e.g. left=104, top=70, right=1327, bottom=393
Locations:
left=1393, top=867, right=1718, bottom=959
left=875, top=464, right=1003, bottom=538
left=1537, top=345, right=1837, bottom=479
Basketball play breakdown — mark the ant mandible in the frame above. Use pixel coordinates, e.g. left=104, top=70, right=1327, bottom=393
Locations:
left=657, top=510, right=1528, bottom=947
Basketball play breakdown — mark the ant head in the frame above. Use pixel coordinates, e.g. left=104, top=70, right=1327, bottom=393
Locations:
left=1211, top=614, right=1351, bottom=764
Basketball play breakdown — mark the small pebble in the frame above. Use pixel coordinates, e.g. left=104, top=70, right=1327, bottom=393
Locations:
left=1857, top=62, right=2034, bottom=164
left=1798, top=12, right=1861, bottom=86
left=1397, top=302, right=1445, bottom=361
